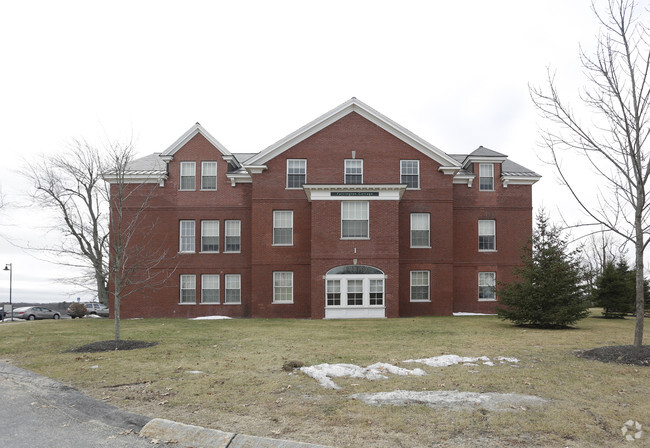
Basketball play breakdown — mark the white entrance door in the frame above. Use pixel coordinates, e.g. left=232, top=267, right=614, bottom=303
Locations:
left=324, top=265, right=386, bottom=319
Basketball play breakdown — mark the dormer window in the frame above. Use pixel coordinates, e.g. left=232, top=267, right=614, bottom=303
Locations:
left=479, top=163, right=494, bottom=191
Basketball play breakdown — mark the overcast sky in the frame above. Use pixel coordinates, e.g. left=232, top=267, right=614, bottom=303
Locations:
left=0, top=0, right=614, bottom=303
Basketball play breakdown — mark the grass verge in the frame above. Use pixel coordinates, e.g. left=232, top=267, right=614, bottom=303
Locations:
left=0, top=314, right=648, bottom=447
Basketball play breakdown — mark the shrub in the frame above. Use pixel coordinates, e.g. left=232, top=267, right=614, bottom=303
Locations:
left=68, top=302, right=87, bottom=319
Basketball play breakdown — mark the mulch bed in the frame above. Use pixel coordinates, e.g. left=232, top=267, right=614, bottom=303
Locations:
left=65, top=340, right=158, bottom=353
left=577, top=345, right=650, bottom=366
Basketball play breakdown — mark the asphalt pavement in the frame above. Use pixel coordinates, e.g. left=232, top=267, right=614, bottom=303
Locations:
left=0, top=361, right=332, bottom=448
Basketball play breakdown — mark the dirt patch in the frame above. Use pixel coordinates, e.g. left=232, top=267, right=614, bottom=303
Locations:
left=577, top=345, right=650, bottom=366
left=65, top=340, right=158, bottom=353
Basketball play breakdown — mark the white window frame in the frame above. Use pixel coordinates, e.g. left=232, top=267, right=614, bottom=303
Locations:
left=478, top=220, right=496, bottom=251
left=400, top=160, right=420, bottom=189
left=344, top=159, right=363, bottom=185
left=286, top=159, right=306, bottom=189
left=179, top=161, right=196, bottom=191
left=273, top=211, right=293, bottom=246
left=201, top=220, right=219, bottom=253
left=410, top=213, right=430, bottom=248
left=179, top=220, right=195, bottom=253
left=201, top=161, right=218, bottom=190
left=341, top=201, right=369, bottom=239
left=410, top=270, right=430, bottom=302
left=224, top=220, right=241, bottom=253
left=273, top=271, right=294, bottom=304
left=478, top=272, right=496, bottom=301
left=225, top=274, right=241, bottom=304
left=201, top=274, right=220, bottom=304
left=180, top=274, right=196, bottom=304
left=479, top=163, right=494, bottom=191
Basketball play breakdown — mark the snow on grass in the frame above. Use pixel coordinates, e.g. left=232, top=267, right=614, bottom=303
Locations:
left=301, top=355, right=519, bottom=389
left=190, top=315, right=232, bottom=320
left=452, top=312, right=496, bottom=316
left=350, top=390, right=546, bottom=411
left=300, top=362, right=426, bottom=390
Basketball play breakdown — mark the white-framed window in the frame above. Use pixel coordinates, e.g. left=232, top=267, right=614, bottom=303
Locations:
left=225, top=220, right=241, bottom=253
left=180, top=161, right=196, bottom=190
left=179, top=220, right=195, bottom=253
left=225, top=274, right=241, bottom=304
left=273, top=271, right=293, bottom=303
left=201, top=161, right=218, bottom=190
left=347, top=279, right=363, bottom=305
left=410, top=271, right=430, bottom=302
left=345, top=159, right=363, bottom=184
left=400, top=160, right=420, bottom=189
left=369, top=279, right=384, bottom=306
left=326, top=279, right=341, bottom=306
left=201, top=220, right=219, bottom=253
left=479, top=163, right=494, bottom=191
left=201, top=274, right=220, bottom=303
left=341, top=201, right=369, bottom=239
left=180, top=274, right=196, bottom=303
left=410, top=213, right=430, bottom=248
left=287, top=159, right=306, bottom=189
left=478, top=220, right=496, bottom=251
left=273, top=211, right=293, bottom=246
left=478, top=272, right=496, bottom=301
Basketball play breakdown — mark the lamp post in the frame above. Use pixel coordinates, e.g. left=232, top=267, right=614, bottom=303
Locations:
left=3, top=263, right=12, bottom=322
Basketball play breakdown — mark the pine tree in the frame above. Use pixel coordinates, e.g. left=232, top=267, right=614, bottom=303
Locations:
left=497, top=211, right=589, bottom=328
left=594, top=260, right=635, bottom=318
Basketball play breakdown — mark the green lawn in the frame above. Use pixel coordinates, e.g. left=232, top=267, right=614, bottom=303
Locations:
left=0, top=314, right=648, bottom=447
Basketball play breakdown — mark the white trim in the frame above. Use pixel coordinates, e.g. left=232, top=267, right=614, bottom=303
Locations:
left=341, top=201, right=369, bottom=239
left=501, top=175, right=541, bottom=188
left=273, top=210, right=294, bottom=246
left=410, top=213, right=431, bottom=248
left=244, top=98, right=460, bottom=169
left=161, top=123, right=235, bottom=162
left=201, top=274, right=220, bottom=304
left=410, top=270, right=430, bottom=302
left=400, top=160, right=420, bottom=189
left=224, top=274, right=242, bottom=304
left=224, top=220, right=241, bottom=253
left=179, top=161, right=196, bottom=191
left=179, top=220, right=196, bottom=253
left=286, top=159, right=307, bottom=189
left=180, top=274, right=197, bottom=304
left=303, top=184, right=406, bottom=201
left=344, top=159, right=363, bottom=184
left=478, top=220, right=496, bottom=252
left=200, top=220, right=220, bottom=253
left=200, top=161, right=218, bottom=191
left=272, top=271, right=294, bottom=304
left=452, top=173, right=475, bottom=188
left=478, top=271, right=497, bottom=302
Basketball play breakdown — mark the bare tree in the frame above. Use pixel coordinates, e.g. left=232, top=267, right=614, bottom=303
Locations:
left=103, top=143, right=175, bottom=341
left=530, top=0, right=649, bottom=347
left=23, top=141, right=110, bottom=305
left=581, top=230, right=627, bottom=299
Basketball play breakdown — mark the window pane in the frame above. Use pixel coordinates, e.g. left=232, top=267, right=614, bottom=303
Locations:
left=180, top=220, right=195, bottom=252
left=201, top=220, right=219, bottom=252
left=273, top=211, right=293, bottom=245
left=345, top=160, right=363, bottom=184
left=202, top=161, right=217, bottom=190
left=326, top=279, right=341, bottom=306
left=342, top=202, right=369, bottom=238
left=180, top=275, right=196, bottom=303
left=201, top=274, right=219, bottom=303
left=225, top=274, right=241, bottom=303
left=479, top=164, right=494, bottom=191
left=401, top=160, right=419, bottom=189
left=478, top=220, right=496, bottom=250
left=370, top=279, right=384, bottom=305
left=411, top=213, right=430, bottom=247
left=479, top=272, right=496, bottom=300
left=347, top=279, right=363, bottom=306
left=411, top=271, right=429, bottom=301
left=180, top=162, right=196, bottom=190
left=273, top=272, right=293, bottom=303
left=225, top=220, right=241, bottom=252
left=287, top=159, right=306, bottom=188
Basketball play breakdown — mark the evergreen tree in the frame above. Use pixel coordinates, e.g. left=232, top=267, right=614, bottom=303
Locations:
left=594, top=260, right=635, bottom=318
left=497, top=211, right=589, bottom=328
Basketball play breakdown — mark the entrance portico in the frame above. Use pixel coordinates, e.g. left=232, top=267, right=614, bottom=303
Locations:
left=324, top=265, right=386, bottom=319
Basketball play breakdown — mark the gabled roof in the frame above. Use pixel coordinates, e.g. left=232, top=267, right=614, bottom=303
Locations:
left=469, top=146, right=507, bottom=158
left=161, top=122, right=238, bottom=167
left=244, top=98, right=461, bottom=169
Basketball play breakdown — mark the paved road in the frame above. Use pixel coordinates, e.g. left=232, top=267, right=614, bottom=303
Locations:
left=0, top=362, right=161, bottom=447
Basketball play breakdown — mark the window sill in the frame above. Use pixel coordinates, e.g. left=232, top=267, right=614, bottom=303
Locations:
left=200, top=251, right=220, bottom=254
left=179, top=189, right=196, bottom=192
left=179, top=251, right=196, bottom=254
left=478, top=298, right=497, bottom=302
left=200, top=302, right=220, bottom=305
left=223, top=302, right=242, bottom=305
left=411, top=246, right=431, bottom=249
left=179, top=302, right=196, bottom=305
left=478, top=249, right=498, bottom=253
left=272, top=244, right=294, bottom=247
left=341, top=237, right=370, bottom=240
left=410, top=299, right=431, bottom=303
left=272, top=301, right=294, bottom=304
left=224, top=251, right=242, bottom=254
left=200, top=189, right=217, bottom=192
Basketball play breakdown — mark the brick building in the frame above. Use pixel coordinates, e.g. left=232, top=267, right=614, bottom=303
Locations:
left=108, top=98, right=540, bottom=319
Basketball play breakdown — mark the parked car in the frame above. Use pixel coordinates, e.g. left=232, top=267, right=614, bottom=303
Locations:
left=66, top=302, right=109, bottom=318
left=12, top=306, right=60, bottom=320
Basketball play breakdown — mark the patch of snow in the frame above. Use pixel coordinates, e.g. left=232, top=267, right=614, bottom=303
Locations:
left=452, top=312, right=496, bottom=316
left=190, top=316, right=232, bottom=320
left=86, top=314, right=103, bottom=319
left=350, top=390, right=546, bottom=411
left=496, top=356, right=520, bottom=363
left=404, top=355, right=491, bottom=367
left=187, top=370, right=203, bottom=374
left=300, top=363, right=426, bottom=390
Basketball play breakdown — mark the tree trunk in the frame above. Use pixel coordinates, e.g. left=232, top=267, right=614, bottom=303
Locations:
left=634, top=211, right=644, bottom=348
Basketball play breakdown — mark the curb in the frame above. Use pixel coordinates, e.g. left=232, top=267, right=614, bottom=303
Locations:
left=141, top=418, right=333, bottom=448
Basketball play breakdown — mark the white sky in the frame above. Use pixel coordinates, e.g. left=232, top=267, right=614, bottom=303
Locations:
left=0, top=0, right=611, bottom=302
